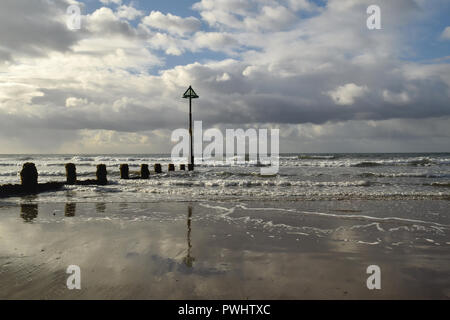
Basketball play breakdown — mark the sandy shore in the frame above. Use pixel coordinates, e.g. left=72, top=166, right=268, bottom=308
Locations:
left=0, top=200, right=449, bottom=299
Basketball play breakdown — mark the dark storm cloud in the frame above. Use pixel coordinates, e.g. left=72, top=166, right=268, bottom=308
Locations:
left=0, top=0, right=82, bottom=61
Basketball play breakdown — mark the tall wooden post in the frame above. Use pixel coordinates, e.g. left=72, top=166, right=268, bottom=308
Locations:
left=189, top=96, right=193, bottom=168
left=183, top=86, right=199, bottom=171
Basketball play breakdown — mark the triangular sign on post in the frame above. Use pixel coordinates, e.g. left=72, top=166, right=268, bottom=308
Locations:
left=183, top=86, right=199, bottom=99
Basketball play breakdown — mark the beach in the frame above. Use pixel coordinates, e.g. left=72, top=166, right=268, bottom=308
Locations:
left=0, top=200, right=449, bottom=299
left=0, top=153, right=449, bottom=299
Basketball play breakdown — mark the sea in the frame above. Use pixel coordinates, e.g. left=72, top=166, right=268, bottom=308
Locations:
left=0, top=153, right=449, bottom=203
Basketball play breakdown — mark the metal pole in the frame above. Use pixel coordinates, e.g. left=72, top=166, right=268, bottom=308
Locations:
left=189, top=96, right=194, bottom=168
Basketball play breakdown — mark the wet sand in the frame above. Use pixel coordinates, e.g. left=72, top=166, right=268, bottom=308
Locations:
left=0, top=200, right=449, bottom=299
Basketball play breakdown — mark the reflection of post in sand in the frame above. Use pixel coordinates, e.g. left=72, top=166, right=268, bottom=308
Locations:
left=96, top=202, right=106, bottom=213
left=183, top=205, right=195, bottom=268
left=65, top=203, right=76, bottom=217
left=20, top=203, right=38, bottom=222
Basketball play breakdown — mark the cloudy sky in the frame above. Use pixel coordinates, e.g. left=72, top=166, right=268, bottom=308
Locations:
left=0, top=0, right=449, bottom=153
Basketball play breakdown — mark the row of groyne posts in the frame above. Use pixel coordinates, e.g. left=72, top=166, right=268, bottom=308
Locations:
left=0, top=162, right=194, bottom=198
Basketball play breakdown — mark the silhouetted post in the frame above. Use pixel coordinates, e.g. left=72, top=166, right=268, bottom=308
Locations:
left=180, top=164, right=186, bottom=171
left=141, top=164, right=150, bottom=179
left=168, top=164, right=175, bottom=172
left=20, top=163, right=38, bottom=190
left=120, top=164, right=129, bottom=179
left=65, top=163, right=77, bottom=184
left=183, top=86, right=199, bottom=171
left=96, top=164, right=107, bottom=185
left=154, top=163, right=162, bottom=174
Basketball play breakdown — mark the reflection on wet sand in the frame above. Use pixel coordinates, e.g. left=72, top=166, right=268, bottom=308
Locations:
left=1, top=201, right=449, bottom=299
left=96, top=202, right=106, bottom=213
left=119, top=202, right=128, bottom=212
left=183, top=205, right=195, bottom=268
left=20, top=203, right=38, bottom=222
left=65, top=203, right=76, bottom=217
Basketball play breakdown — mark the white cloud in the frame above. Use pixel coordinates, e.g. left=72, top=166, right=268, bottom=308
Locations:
left=85, top=7, right=137, bottom=37
left=0, top=83, right=43, bottom=104
left=382, top=90, right=411, bottom=105
left=284, top=0, right=317, bottom=12
left=192, top=0, right=252, bottom=29
left=216, top=73, right=231, bottom=82
left=192, top=32, right=238, bottom=52
left=441, top=26, right=450, bottom=40
left=244, top=5, right=298, bottom=31
left=327, top=84, right=369, bottom=106
left=147, top=32, right=185, bottom=56
left=116, top=5, right=144, bottom=20
left=66, top=97, right=88, bottom=108
left=142, top=11, right=201, bottom=36
left=99, top=0, right=122, bottom=5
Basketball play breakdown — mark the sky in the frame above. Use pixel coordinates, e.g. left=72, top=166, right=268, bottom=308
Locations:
left=0, top=0, right=449, bottom=154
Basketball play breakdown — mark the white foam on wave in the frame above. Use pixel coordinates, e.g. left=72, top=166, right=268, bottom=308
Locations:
left=297, top=210, right=450, bottom=228
left=118, top=178, right=372, bottom=188
left=350, top=222, right=385, bottom=232
left=357, top=239, right=381, bottom=245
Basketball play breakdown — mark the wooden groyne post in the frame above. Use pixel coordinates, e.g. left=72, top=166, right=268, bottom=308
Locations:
left=141, top=164, right=150, bottom=179
left=65, top=163, right=77, bottom=184
left=2, top=160, right=203, bottom=199
left=1, top=163, right=64, bottom=198
left=20, top=163, right=38, bottom=191
left=120, top=164, right=129, bottom=179
left=96, top=164, right=107, bottom=185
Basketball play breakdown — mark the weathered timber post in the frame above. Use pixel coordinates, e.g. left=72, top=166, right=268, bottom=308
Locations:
left=180, top=164, right=186, bottom=171
left=154, top=163, right=162, bottom=174
left=141, top=164, right=150, bottom=179
left=65, top=163, right=77, bottom=184
left=168, top=164, right=175, bottom=172
left=96, top=164, right=107, bottom=185
left=20, top=163, right=38, bottom=190
left=120, top=164, right=129, bottom=179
